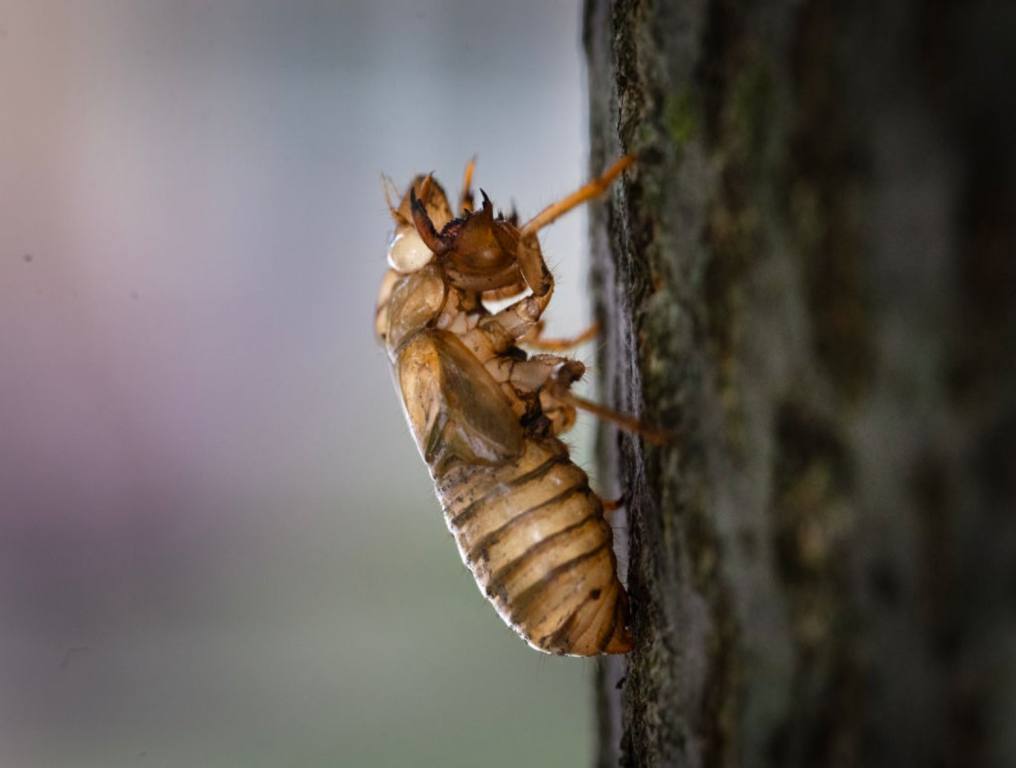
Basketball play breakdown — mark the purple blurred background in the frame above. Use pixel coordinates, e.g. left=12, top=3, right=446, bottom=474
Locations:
left=0, top=2, right=606, bottom=766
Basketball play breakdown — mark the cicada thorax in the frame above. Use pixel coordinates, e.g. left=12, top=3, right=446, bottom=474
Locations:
left=440, top=215, right=522, bottom=289
left=433, top=438, right=633, bottom=656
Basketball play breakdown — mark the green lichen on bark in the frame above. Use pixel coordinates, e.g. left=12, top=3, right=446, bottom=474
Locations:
left=586, top=1, right=1016, bottom=767
left=663, top=87, right=698, bottom=149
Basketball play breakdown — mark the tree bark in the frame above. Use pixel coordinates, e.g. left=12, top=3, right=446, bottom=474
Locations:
left=585, top=2, right=1016, bottom=766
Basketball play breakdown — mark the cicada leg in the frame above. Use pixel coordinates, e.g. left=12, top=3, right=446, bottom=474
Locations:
left=537, top=363, right=670, bottom=446
left=501, top=156, right=635, bottom=330
left=458, top=156, right=477, bottom=215
left=556, top=391, right=670, bottom=446
left=601, top=494, right=625, bottom=514
left=522, top=321, right=599, bottom=351
left=455, top=159, right=634, bottom=355
left=599, top=494, right=628, bottom=524
left=481, top=277, right=528, bottom=304
left=520, top=155, right=635, bottom=237
left=461, top=270, right=555, bottom=358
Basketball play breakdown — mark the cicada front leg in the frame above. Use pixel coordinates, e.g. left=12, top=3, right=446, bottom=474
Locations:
left=482, top=154, right=636, bottom=350
left=460, top=244, right=556, bottom=359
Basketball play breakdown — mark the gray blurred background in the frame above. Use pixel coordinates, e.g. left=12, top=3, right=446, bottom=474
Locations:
left=0, top=2, right=608, bottom=766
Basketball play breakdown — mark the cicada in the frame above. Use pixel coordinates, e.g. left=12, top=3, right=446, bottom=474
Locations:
left=374, top=157, right=642, bottom=655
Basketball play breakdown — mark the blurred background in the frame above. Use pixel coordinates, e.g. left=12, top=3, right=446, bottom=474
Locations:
left=0, top=2, right=609, bottom=766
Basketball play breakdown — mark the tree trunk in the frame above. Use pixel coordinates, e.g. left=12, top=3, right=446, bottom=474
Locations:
left=584, top=2, right=1016, bottom=766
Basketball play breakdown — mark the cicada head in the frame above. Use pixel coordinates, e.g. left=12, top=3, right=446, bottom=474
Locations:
left=410, top=189, right=527, bottom=294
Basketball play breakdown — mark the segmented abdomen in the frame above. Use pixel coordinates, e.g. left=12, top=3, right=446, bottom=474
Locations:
left=434, top=438, right=632, bottom=655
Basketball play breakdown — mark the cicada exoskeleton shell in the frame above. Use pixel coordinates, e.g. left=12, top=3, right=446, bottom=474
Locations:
left=376, top=157, right=638, bottom=655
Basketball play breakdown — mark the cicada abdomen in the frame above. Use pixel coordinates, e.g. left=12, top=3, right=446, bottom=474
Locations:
left=436, top=439, right=633, bottom=655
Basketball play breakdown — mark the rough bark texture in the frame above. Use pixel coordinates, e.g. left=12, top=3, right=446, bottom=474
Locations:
left=585, top=2, right=1016, bottom=766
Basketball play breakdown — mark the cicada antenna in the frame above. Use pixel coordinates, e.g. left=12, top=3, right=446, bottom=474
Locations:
left=380, top=173, right=405, bottom=223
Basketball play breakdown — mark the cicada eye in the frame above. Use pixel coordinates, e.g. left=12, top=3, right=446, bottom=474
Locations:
left=387, top=229, right=434, bottom=273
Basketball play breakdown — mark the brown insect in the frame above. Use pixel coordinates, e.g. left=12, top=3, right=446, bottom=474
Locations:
left=375, top=157, right=649, bottom=655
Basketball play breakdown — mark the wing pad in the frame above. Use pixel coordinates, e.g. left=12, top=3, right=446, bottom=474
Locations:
left=397, top=330, right=525, bottom=471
